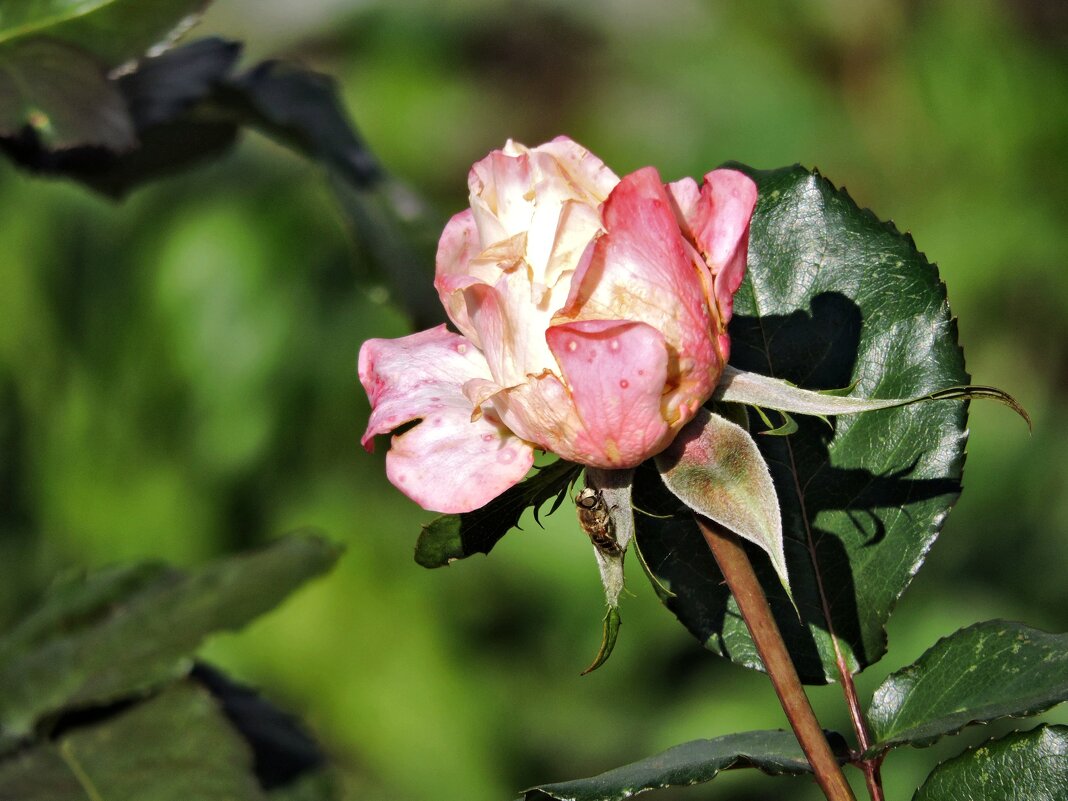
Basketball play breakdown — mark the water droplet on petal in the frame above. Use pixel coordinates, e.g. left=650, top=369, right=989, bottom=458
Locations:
left=567, top=340, right=578, bottom=352
left=619, top=379, right=629, bottom=389
left=498, top=450, right=516, bottom=463
left=609, top=339, right=620, bottom=352
left=482, top=433, right=494, bottom=442
left=456, top=343, right=468, bottom=354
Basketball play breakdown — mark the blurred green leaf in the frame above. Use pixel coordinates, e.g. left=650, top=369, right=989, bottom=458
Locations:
left=0, top=38, right=381, bottom=187
left=190, top=664, right=327, bottom=793
left=0, top=533, right=341, bottom=750
left=0, top=0, right=211, bottom=152
left=0, top=0, right=211, bottom=66
left=866, top=621, right=1068, bottom=753
left=0, top=35, right=445, bottom=327
left=0, top=680, right=265, bottom=801
left=266, top=770, right=339, bottom=801
left=227, top=60, right=381, bottom=190
left=637, top=165, right=971, bottom=683
left=414, top=460, right=582, bottom=569
left=521, top=730, right=827, bottom=800
left=0, top=37, right=242, bottom=188
left=0, top=40, right=133, bottom=149
left=912, top=725, right=1068, bottom=801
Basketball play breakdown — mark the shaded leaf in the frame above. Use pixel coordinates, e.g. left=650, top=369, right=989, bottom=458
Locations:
left=0, top=37, right=383, bottom=192
left=637, top=164, right=976, bottom=683
left=867, top=621, right=1068, bottom=753
left=227, top=61, right=382, bottom=190
left=0, top=533, right=341, bottom=749
left=655, top=408, right=788, bottom=594
left=912, top=725, right=1068, bottom=801
left=118, top=36, right=243, bottom=128
left=0, top=681, right=265, bottom=801
left=0, top=0, right=210, bottom=154
left=0, top=37, right=240, bottom=187
left=191, top=664, right=324, bottom=791
left=521, top=730, right=832, bottom=801
left=0, top=40, right=134, bottom=149
left=414, top=460, right=582, bottom=568
left=0, top=0, right=211, bottom=67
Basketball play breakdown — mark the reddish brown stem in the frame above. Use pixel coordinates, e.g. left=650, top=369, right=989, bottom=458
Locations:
left=697, top=516, right=856, bottom=801
left=839, top=654, right=885, bottom=801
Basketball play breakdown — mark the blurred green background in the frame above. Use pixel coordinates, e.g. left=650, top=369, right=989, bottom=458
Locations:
left=1, top=1, right=1066, bottom=799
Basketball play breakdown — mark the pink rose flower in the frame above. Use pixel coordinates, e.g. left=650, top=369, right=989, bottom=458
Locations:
left=359, top=137, right=757, bottom=513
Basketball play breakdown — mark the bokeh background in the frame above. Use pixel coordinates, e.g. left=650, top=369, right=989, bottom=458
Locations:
left=1, top=1, right=1066, bottom=799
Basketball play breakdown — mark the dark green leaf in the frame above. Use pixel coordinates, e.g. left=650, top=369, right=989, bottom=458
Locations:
left=912, top=725, right=1068, bottom=801
left=637, top=165, right=972, bottom=683
left=0, top=40, right=134, bottom=149
left=867, top=621, right=1068, bottom=753
left=0, top=0, right=211, bottom=67
left=0, top=533, right=340, bottom=749
left=415, top=460, right=582, bottom=568
left=521, top=730, right=829, bottom=801
left=0, top=681, right=265, bottom=801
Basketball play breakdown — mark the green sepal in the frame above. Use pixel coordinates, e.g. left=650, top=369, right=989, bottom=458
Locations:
left=581, top=606, right=622, bottom=676
left=716, top=366, right=1030, bottom=430
left=655, top=409, right=790, bottom=598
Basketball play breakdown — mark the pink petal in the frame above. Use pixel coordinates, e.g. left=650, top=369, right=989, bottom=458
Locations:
left=535, top=136, right=620, bottom=204
left=461, top=270, right=560, bottom=386
left=358, top=325, right=534, bottom=513
left=434, top=209, right=483, bottom=343
left=666, top=177, right=701, bottom=236
left=468, top=149, right=534, bottom=244
left=557, top=167, right=718, bottom=422
left=688, top=169, right=758, bottom=326
left=545, top=319, right=671, bottom=467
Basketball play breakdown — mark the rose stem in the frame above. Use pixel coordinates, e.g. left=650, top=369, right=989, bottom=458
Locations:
left=696, top=515, right=857, bottom=801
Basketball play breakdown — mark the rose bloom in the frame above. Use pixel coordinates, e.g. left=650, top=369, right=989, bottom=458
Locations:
left=359, top=137, right=757, bottom=513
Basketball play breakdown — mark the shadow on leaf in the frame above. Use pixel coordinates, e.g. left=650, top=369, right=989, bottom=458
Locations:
left=637, top=291, right=964, bottom=684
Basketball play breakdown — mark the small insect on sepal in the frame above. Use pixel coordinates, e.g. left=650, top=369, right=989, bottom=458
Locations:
left=576, top=486, right=621, bottom=556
